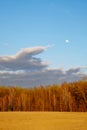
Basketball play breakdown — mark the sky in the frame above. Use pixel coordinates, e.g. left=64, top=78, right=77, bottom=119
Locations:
left=0, top=0, right=87, bottom=87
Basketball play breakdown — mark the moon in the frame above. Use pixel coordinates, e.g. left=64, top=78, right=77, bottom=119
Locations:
left=65, top=40, right=69, bottom=43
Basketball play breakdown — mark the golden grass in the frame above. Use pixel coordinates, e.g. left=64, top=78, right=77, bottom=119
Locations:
left=0, top=112, right=87, bottom=130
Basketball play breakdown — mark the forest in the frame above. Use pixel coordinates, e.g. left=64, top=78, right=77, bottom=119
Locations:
left=0, top=81, right=87, bottom=112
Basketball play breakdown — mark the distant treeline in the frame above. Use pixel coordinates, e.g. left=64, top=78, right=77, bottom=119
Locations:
left=0, top=81, right=87, bottom=112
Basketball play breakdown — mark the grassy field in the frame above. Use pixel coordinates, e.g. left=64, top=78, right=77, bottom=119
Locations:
left=0, top=112, right=87, bottom=130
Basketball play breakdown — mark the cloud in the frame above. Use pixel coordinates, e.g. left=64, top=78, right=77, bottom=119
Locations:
left=0, top=68, right=84, bottom=87
left=4, top=43, right=9, bottom=46
left=0, top=46, right=48, bottom=71
left=0, top=46, right=86, bottom=87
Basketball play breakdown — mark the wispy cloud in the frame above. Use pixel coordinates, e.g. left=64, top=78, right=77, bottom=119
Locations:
left=0, top=46, right=86, bottom=87
left=5, top=43, right=9, bottom=46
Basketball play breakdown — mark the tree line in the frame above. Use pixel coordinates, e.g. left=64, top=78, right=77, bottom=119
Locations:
left=0, top=81, right=87, bottom=111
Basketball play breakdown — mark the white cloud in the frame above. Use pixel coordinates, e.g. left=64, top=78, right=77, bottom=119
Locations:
left=0, top=46, right=86, bottom=87
left=0, top=46, right=48, bottom=71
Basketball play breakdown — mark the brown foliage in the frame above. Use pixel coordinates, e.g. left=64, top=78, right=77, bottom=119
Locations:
left=0, top=81, right=87, bottom=111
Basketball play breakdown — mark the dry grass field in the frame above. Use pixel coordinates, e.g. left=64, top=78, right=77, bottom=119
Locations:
left=0, top=112, right=87, bottom=130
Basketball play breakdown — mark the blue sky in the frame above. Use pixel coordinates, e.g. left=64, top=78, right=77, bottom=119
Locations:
left=0, top=0, right=87, bottom=87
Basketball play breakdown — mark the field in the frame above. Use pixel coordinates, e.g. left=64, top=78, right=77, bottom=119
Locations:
left=0, top=112, right=87, bottom=130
